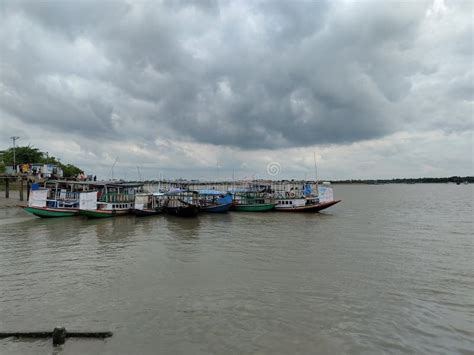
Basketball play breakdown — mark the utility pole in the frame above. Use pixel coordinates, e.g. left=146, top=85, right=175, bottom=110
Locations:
left=10, top=136, right=20, bottom=173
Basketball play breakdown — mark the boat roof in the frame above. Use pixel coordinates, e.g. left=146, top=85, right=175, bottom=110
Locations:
left=166, top=188, right=198, bottom=194
left=46, top=180, right=144, bottom=188
left=198, top=189, right=227, bottom=195
left=135, top=192, right=165, bottom=196
left=228, top=188, right=250, bottom=193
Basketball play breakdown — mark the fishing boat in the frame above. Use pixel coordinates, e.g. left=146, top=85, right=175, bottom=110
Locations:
left=132, top=192, right=165, bottom=216
left=78, top=182, right=142, bottom=218
left=24, top=181, right=82, bottom=218
left=231, top=190, right=276, bottom=212
left=198, top=190, right=233, bottom=213
left=164, top=190, right=200, bottom=217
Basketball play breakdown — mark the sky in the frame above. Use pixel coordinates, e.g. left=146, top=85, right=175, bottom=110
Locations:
left=0, top=0, right=472, bottom=180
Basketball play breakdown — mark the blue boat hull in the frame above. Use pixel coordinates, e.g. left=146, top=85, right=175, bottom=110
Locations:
left=201, top=202, right=232, bottom=213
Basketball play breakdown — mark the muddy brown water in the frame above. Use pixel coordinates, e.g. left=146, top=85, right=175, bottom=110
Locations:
left=0, top=184, right=472, bottom=354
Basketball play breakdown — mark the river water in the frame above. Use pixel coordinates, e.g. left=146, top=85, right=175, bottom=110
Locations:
left=0, top=184, right=472, bottom=354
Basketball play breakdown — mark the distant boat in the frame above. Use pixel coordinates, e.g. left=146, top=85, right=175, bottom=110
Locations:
left=132, top=192, right=165, bottom=216
left=164, top=190, right=200, bottom=217
left=78, top=182, right=142, bottom=218
left=198, top=190, right=233, bottom=213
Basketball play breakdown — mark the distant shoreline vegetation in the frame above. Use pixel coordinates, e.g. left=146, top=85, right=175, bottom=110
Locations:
left=330, top=177, right=473, bottom=184
left=126, top=177, right=472, bottom=185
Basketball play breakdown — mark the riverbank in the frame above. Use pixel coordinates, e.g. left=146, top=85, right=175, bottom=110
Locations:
left=0, top=191, right=27, bottom=208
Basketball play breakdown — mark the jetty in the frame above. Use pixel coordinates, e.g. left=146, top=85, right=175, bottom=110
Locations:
left=0, top=326, right=113, bottom=346
left=0, top=174, right=30, bottom=206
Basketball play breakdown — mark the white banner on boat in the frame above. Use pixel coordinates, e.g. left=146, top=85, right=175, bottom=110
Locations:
left=79, top=191, right=97, bottom=210
left=29, top=189, right=48, bottom=207
left=318, top=186, right=334, bottom=202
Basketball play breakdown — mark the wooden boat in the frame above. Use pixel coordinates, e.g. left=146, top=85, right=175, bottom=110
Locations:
left=79, top=208, right=131, bottom=218
left=274, top=198, right=341, bottom=212
left=164, top=190, right=200, bottom=217
left=24, top=181, right=82, bottom=218
left=231, top=191, right=276, bottom=212
left=78, top=182, right=142, bottom=218
left=24, top=206, right=79, bottom=218
left=132, top=192, right=165, bottom=217
left=274, top=183, right=341, bottom=212
left=201, top=203, right=232, bottom=213
left=199, top=190, right=233, bottom=213
left=133, top=208, right=160, bottom=217
left=232, top=203, right=276, bottom=212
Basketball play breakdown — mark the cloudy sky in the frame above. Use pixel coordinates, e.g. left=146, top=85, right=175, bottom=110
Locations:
left=0, top=0, right=472, bottom=180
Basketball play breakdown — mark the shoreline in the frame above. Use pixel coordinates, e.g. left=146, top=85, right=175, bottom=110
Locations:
left=0, top=191, right=27, bottom=209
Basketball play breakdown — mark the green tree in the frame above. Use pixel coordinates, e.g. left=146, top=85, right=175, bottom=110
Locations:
left=0, top=145, right=84, bottom=178
left=60, top=164, right=83, bottom=178
left=0, top=145, right=43, bottom=165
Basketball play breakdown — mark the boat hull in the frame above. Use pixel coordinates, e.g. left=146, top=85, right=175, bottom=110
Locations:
left=165, top=205, right=199, bottom=217
left=275, top=199, right=341, bottom=212
left=79, top=209, right=130, bottom=218
left=201, top=202, right=232, bottom=213
left=132, top=208, right=162, bottom=217
left=24, top=206, right=79, bottom=218
left=232, top=203, right=276, bottom=212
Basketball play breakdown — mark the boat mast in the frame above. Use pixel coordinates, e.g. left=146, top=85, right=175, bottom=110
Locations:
left=313, top=152, right=318, bottom=197
left=137, top=166, right=142, bottom=181
left=110, top=157, right=118, bottom=180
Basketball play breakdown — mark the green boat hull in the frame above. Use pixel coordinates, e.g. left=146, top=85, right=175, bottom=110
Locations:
left=232, top=203, right=276, bottom=212
left=24, top=207, right=78, bottom=218
left=79, top=209, right=130, bottom=218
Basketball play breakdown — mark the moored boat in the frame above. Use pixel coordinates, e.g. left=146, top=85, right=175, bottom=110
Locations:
left=232, top=203, right=276, bottom=212
left=79, top=208, right=130, bottom=218
left=164, top=190, right=200, bottom=217
left=133, top=208, right=160, bottom=217
left=78, top=182, right=142, bottom=218
left=231, top=190, right=276, bottom=212
left=23, top=181, right=81, bottom=218
left=198, top=190, right=233, bottom=213
left=132, top=192, right=165, bottom=217
left=24, top=206, right=79, bottom=218
left=274, top=198, right=341, bottom=212
left=274, top=183, right=341, bottom=212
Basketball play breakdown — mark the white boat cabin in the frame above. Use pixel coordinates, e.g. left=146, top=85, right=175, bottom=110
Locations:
left=274, top=198, right=306, bottom=209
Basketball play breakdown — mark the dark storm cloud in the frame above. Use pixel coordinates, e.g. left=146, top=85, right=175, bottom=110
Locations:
left=1, top=0, right=472, bottom=150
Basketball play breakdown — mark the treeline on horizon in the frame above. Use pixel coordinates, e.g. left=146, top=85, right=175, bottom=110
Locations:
left=330, top=176, right=473, bottom=184
left=0, top=145, right=83, bottom=178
